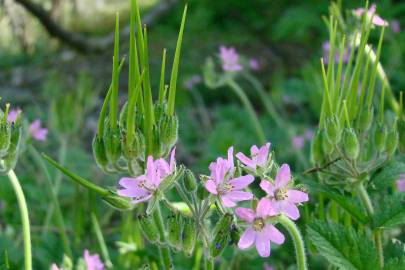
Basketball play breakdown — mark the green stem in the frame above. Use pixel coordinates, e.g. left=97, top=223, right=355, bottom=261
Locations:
left=91, top=212, right=113, bottom=268
left=277, top=215, right=307, bottom=270
left=28, top=146, right=72, bottom=258
left=152, top=204, right=173, bottom=269
left=7, top=169, right=32, bottom=270
left=204, top=256, right=214, bottom=270
left=357, top=183, right=384, bottom=269
left=227, top=79, right=266, bottom=144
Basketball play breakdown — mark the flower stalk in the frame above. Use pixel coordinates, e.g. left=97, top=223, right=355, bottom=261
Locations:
left=153, top=204, right=173, bottom=269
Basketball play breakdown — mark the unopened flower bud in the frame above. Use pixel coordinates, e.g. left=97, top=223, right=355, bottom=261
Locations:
left=311, top=129, right=324, bottom=164
left=342, top=128, right=359, bottom=160
left=0, top=122, right=11, bottom=157
left=138, top=213, right=160, bottom=244
left=210, top=213, right=233, bottom=257
left=102, top=191, right=133, bottom=210
left=184, top=169, right=197, bottom=192
left=325, top=116, right=341, bottom=144
left=374, top=124, right=386, bottom=153
left=182, top=217, right=197, bottom=256
left=104, top=126, right=122, bottom=164
left=357, top=107, right=374, bottom=132
left=167, top=212, right=183, bottom=250
left=92, top=135, right=109, bottom=169
left=159, top=114, right=178, bottom=149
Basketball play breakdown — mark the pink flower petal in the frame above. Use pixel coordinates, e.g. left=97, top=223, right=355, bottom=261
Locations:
left=265, top=224, right=285, bottom=245
left=275, top=164, right=291, bottom=188
left=223, top=190, right=253, bottom=202
left=256, top=143, right=270, bottom=165
left=205, top=180, right=218, bottom=195
left=229, top=175, right=254, bottom=190
left=280, top=200, right=300, bottom=220
left=260, top=180, right=275, bottom=196
left=236, top=152, right=256, bottom=170
left=235, top=207, right=255, bottom=223
left=118, top=177, right=145, bottom=189
left=396, top=178, right=405, bottom=192
left=221, top=195, right=237, bottom=208
left=227, top=146, right=234, bottom=170
left=131, top=194, right=153, bottom=204
left=238, top=227, right=256, bottom=249
left=255, top=235, right=271, bottom=257
left=169, top=147, right=176, bottom=172
left=256, top=198, right=274, bottom=218
left=287, top=190, right=309, bottom=204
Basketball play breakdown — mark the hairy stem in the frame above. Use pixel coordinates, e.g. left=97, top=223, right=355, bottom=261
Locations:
left=91, top=212, right=113, bottom=268
left=152, top=204, right=173, bottom=269
left=277, top=215, right=307, bottom=270
left=357, top=183, right=384, bottom=268
left=7, top=169, right=32, bottom=270
left=204, top=256, right=214, bottom=270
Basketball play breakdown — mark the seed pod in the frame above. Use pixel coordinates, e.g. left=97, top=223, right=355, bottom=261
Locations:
left=374, top=124, right=386, bottom=153
left=322, top=129, right=334, bottom=156
left=357, top=107, right=374, bottom=133
left=197, top=183, right=209, bottom=200
left=102, top=191, right=133, bottom=210
left=122, top=129, right=145, bottom=160
left=342, top=128, right=359, bottom=160
left=184, top=169, right=197, bottom=192
left=167, top=212, right=183, bottom=251
left=138, top=214, right=160, bottom=244
left=154, top=102, right=166, bottom=123
left=8, top=122, right=21, bottom=154
left=210, top=214, right=233, bottom=257
left=104, top=125, right=122, bottom=165
left=0, top=122, right=11, bottom=157
left=182, top=217, right=197, bottom=256
left=159, top=114, right=178, bottom=149
left=230, top=224, right=241, bottom=246
left=385, top=124, right=398, bottom=157
left=119, top=102, right=128, bottom=128
left=311, top=129, right=324, bottom=164
left=92, top=135, right=109, bottom=169
left=325, top=115, right=341, bottom=144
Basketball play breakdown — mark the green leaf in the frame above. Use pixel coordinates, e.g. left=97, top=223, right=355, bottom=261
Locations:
left=373, top=193, right=405, bottom=229
left=384, top=257, right=405, bottom=270
left=307, top=221, right=378, bottom=270
left=372, top=161, right=405, bottom=190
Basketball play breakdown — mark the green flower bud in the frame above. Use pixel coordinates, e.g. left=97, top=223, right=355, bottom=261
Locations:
left=398, top=119, right=405, bottom=153
left=159, top=114, right=178, bottom=149
left=311, top=130, right=324, bottom=164
left=182, top=217, right=197, bottom=256
left=154, top=102, right=166, bottom=123
left=102, top=191, right=133, bottom=210
left=385, top=126, right=398, bottom=157
left=104, top=125, right=122, bottom=165
left=342, top=128, right=359, bottom=160
left=152, top=125, right=163, bottom=157
left=325, top=116, right=341, bottom=144
left=197, top=182, right=209, bottom=200
left=167, top=212, right=183, bottom=250
left=92, top=135, right=109, bottom=169
left=357, top=107, right=374, bottom=133
left=374, top=124, right=386, bottom=153
left=210, top=213, right=233, bottom=257
left=322, top=129, right=334, bottom=156
left=0, top=122, right=11, bottom=157
left=122, top=129, right=145, bottom=160
left=138, top=213, right=160, bottom=244
left=184, top=169, right=197, bottom=192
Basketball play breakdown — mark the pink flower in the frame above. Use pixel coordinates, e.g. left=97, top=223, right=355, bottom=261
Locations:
left=29, top=119, right=48, bottom=141
left=304, top=129, right=314, bottom=140
left=117, top=149, right=176, bottom=204
left=236, top=198, right=285, bottom=257
left=263, top=263, right=275, bottom=270
left=322, top=41, right=350, bottom=65
left=292, top=136, right=305, bottom=150
left=249, top=58, right=260, bottom=70
left=236, top=143, right=271, bottom=174
left=260, top=164, right=309, bottom=220
left=51, top=264, right=62, bottom=270
left=396, top=174, right=405, bottom=192
left=205, top=147, right=254, bottom=207
left=84, top=249, right=104, bottom=270
left=219, top=46, right=242, bottom=72
left=7, top=109, right=21, bottom=123
left=354, top=4, right=388, bottom=26
left=391, top=20, right=400, bottom=33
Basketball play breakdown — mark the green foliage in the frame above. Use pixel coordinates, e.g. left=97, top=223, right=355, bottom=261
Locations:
left=372, top=161, right=405, bottom=190
left=307, top=221, right=378, bottom=270
left=373, top=193, right=405, bottom=229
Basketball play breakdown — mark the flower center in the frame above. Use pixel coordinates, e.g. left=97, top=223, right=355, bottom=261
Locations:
left=253, top=218, right=265, bottom=231
left=274, top=188, right=288, bottom=201
left=218, top=182, right=233, bottom=195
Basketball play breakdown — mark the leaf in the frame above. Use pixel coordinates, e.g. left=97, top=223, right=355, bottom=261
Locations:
left=384, top=257, right=405, bottom=270
left=373, top=193, right=405, bottom=229
left=307, top=221, right=378, bottom=270
left=372, top=161, right=405, bottom=190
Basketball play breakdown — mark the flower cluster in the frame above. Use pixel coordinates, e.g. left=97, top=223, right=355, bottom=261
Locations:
left=51, top=250, right=104, bottom=270
left=204, top=143, right=309, bottom=257
left=354, top=4, right=388, bottom=26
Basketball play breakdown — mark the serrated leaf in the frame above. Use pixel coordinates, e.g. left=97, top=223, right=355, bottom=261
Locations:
left=373, top=193, right=405, bottom=229
left=384, top=257, right=405, bottom=270
left=372, top=161, right=405, bottom=190
left=307, top=221, right=378, bottom=270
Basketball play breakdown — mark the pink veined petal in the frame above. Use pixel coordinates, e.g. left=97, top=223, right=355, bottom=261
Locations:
left=220, top=195, right=237, bottom=208
left=265, top=224, right=285, bottom=245
left=205, top=180, right=218, bottom=195
left=238, top=227, right=256, bottom=249
left=287, top=190, right=309, bottom=204
left=131, top=194, right=152, bottom=205
left=250, top=145, right=260, bottom=155
left=275, top=164, right=291, bottom=188
left=227, top=146, right=234, bottom=170
left=255, top=234, right=271, bottom=257
left=256, top=198, right=274, bottom=218
left=117, top=187, right=150, bottom=198
left=255, top=143, right=270, bottom=166
left=33, top=129, right=48, bottom=141
left=155, top=158, right=170, bottom=179
left=169, top=147, right=176, bottom=172
left=235, top=207, right=255, bottom=223
left=146, top=156, right=158, bottom=186
left=260, top=180, right=275, bottom=197
left=118, top=177, right=145, bottom=189
left=396, top=178, right=405, bottom=192
left=271, top=200, right=283, bottom=215
left=223, top=190, right=253, bottom=202
left=213, top=158, right=227, bottom=185
left=236, top=152, right=256, bottom=170
left=372, top=16, right=388, bottom=26
left=280, top=200, right=300, bottom=220
left=229, top=175, right=255, bottom=190
left=29, top=119, right=41, bottom=132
